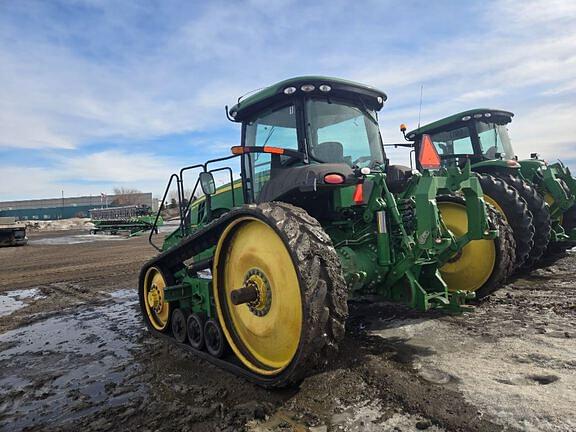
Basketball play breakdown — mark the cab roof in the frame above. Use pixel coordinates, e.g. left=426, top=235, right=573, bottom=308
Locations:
left=406, top=108, right=514, bottom=139
left=228, top=76, right=388, bottom=122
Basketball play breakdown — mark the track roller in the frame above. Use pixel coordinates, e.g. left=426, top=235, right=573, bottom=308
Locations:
left=187, top=313, right=206, bottom=350
left=204, top=319, right=226, bottom=358
left=171, top=309, right=188, bottom=343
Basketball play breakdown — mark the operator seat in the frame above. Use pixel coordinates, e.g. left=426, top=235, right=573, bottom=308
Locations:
left=386, top=165, right=413, bottom=193
left=314, top=142, right=346, bottom=164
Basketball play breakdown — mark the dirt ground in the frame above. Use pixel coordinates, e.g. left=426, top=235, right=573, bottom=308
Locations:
left=0, top=229, right=575, bottom=432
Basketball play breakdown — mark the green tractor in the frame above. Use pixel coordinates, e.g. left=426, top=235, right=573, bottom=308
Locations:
left=140, top=77, right=514, bottom=387
left=403, top=108, right=576, bottom=269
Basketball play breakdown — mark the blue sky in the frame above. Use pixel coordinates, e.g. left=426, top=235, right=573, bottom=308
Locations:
left=1, top=0, right=575, bottom=200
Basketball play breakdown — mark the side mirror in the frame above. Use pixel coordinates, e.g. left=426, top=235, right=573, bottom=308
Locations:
left=199, top=172, right=216, bottom=195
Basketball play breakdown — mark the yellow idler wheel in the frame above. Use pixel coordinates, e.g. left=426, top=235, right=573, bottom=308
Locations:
left=438, top=196, right=515, bottom=299
left=213, top=202, right=348, bottom=386
left=141, top=266, right=171, bottom=331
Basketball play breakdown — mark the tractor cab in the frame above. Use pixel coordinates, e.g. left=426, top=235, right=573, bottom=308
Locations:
left=406, top=109, right=515, bottom=169
left=228, top=76, right=389, bottom=219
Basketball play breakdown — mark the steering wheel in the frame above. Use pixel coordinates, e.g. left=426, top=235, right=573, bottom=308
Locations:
left=352, top=156, right=372, bottom=166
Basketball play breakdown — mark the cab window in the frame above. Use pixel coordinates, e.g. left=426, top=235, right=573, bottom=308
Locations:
left=244, top=104, right=298, bottom=201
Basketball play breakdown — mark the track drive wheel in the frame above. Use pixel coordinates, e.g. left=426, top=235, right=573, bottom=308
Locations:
left=213, top=202, right=348, bottom=386
left=494, top=173, right=551, bottom=266
left=477, top=174, right=534, bottom=269
left=438, top=196, right=516, bottom=299
left=139, top=266, right=172, bottom=332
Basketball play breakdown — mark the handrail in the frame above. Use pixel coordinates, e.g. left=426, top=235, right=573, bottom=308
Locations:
left=149, top=153, right=241, bottom=252
left=179, top=163, right=204, bottom=235
left=149, top=173, right=179, bottom=251
left=209, top=166, right=236, bottom=208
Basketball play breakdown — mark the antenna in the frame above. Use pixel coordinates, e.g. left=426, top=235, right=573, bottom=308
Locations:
left=417, top=84, right=424, bottom=129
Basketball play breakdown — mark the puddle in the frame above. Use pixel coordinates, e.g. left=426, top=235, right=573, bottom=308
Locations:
left=30, top=234, right=129, bottom=245
left=0, top=288, right=46, bottom=317
left=0, top=290, right=145, bottom=430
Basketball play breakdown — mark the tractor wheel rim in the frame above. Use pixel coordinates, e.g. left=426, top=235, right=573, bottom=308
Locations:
left=214, top=217, right=302, bottom=375
left=438, top=202, right=496, bottom=292
left=143, top=267, right=170, bottom=331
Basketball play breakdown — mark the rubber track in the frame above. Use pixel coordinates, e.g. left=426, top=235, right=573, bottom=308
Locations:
left=477, top=174, right=534, bottom=270
left=494, top=173, right=551, bottom=267
left=139, top=202, right=348, bottom=387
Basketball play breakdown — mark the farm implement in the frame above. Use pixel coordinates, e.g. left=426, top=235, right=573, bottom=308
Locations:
left=90, top=205, right=162, bottom=236
left=140, top=77, right=515, bottom=387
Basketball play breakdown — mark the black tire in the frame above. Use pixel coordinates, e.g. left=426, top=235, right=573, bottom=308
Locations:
left=494, top=173, right=551, bottom=267
left=187, top=313, right=206, bottom=350
left=171, top=308, right=188, bottom=343
left=204, top=319, right=226, bottom=358
left=477, top=174, right=534, bottom=269
left=438, top=196, right=516, bottom=299
left=214, top=202, right=348, bottom=387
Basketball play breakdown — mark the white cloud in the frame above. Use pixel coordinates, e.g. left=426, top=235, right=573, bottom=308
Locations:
left=0, top=151, right=179, bottom=200
left=1, top=0, right=576, bottom=199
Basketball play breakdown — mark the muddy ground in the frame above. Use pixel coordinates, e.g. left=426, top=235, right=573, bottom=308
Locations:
left=0, top=230, right=575, bottom=432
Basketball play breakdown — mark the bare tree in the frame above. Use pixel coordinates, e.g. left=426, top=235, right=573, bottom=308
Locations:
left=112, top=187, right=143, bottom=206
left=168, top=188, right=197, bottom=207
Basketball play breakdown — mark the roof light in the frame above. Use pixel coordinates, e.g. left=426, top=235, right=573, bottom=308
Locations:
left=319, top=84, right=331, bottom=92
left=377, top=96, right=383, bottom=104
left=301, top=84, right=315, bottom=92
left=324, top=173, right=345, bottom=184
left=283, top=86, right=297, bottom=95
left=461, top=115, right=472, bottom=121
left=418, top=134, right=441, bottom=170
left=400, top=123, right=407, bottom=132
left=473, top=113, right=483, bottom=118
left=230, top=110, right=237, bottom=118
left=484, top=113, right=492, bottom=117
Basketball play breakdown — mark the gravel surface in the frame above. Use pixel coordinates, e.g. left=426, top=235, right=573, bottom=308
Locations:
left=0, top=230, right=574, bottom=431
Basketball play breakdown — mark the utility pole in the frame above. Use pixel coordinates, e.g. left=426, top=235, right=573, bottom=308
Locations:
left=61, top=189, right=64, bottom=220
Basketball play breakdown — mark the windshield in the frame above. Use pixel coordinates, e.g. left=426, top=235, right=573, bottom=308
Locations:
left=429, top=126, right=475, bottom=168
left=476, top=121, right=514, bottom=159
left=305, top=99, right=384, bottom=169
